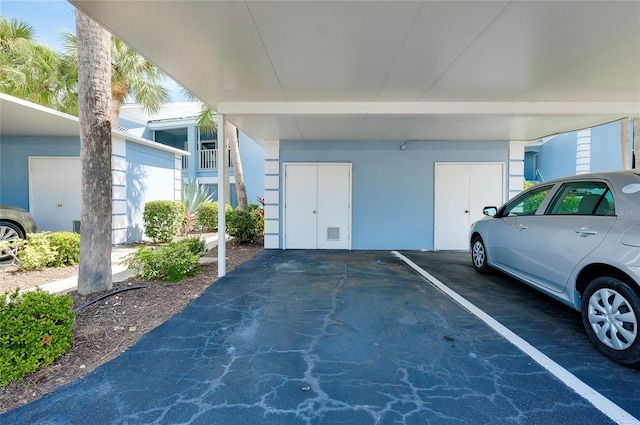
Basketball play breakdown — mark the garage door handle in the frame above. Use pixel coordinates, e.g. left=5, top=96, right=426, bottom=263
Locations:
left=575, top=227, right=597, bottom=235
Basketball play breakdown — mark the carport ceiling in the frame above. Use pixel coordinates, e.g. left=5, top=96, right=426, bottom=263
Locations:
left=71, top=0, right=640, bottom=142
left=0, top=93, right=79, bottom=137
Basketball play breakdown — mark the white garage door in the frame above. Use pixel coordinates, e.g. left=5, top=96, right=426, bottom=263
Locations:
left=284, top=163, right=351, bottom=249
left=434, top=162, right=504, bottom=250
left=29, top=157, right=82, bottom=232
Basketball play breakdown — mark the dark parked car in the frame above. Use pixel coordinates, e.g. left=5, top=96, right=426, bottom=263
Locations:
left=470, top=170, right=640, bottom=366
left=0, top=205, right=37, bottom=261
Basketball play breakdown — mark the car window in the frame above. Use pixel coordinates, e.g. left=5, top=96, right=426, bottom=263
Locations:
left=545, top=182, right=615, bottom=216
left=502, top=185, right=553, bottom=216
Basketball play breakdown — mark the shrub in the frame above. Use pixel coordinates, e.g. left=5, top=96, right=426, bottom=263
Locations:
left=47, top=232, right=81, bottom=267
left=225, top=207, right=264, bottom=244
left=196, top=202, right=232, bottom=232
left=143, top=200, right=186, bottom=243
left=182, top=179, right=215, bottom=234
left=123, top=239, right=203, bottom=282
left=181, top=237, right=207, bottom=256
left=0, top=289, right=75, bottom=386
left=16, top=233, right=56, bottom=271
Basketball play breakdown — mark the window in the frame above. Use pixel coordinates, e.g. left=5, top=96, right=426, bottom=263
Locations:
left=502, top=185, right=553, bottom=217
left=545, top=182, right=615, bottom=216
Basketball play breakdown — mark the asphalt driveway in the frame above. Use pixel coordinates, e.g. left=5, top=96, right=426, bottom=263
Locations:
left=1, top=250, right=635, bottom=424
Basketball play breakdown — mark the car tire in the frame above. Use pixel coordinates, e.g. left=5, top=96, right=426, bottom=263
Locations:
left=581, top=276, right=640, bottom=366
left=0, top=220, right=25, bottom=261
left=471, top=236, right=491, bottom=274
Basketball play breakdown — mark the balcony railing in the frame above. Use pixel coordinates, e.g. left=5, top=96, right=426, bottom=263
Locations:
left=199, top=148, right=217, bottom=169
left=181, top=149, right=233, bottom=171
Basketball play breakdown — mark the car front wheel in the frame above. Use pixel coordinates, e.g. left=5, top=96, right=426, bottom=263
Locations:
left=0, top=221, right=25, bottom=261
left=471, top=236, right=490, bottom=274
left=581, top=276, right=640, bottom=366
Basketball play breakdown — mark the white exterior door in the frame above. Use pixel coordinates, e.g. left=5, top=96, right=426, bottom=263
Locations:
left=29, top=157, right=82, bottom=232
left=284, top=163, right=351, bottom=249
left=435, top=162, right=504, bottom=250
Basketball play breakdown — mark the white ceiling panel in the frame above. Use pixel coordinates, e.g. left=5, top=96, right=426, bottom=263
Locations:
left=71, top=0, right=640, bottom=142
left=249, top=1, right=424, bottom=101
left=0, top=94, right=79, bottom=137
left=377, top=1, right=509, bottom=101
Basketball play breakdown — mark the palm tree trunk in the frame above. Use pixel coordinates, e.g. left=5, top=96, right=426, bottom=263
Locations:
left=76, top=10, right=113, bottom=295
left=111, top=98, right=121, bottom=129
left=227, top=121, right=248, bottom=210
left=620, top=118, right=630, bottom=169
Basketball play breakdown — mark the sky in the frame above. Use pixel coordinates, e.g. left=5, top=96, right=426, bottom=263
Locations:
left=0, top=0, right=187, bottom=101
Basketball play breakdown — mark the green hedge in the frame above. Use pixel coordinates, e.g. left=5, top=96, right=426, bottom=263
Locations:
left=196, top=202, right=232, bottom=232
left=47, top=232, right=81, bottom=267
left=16, top=232, right=81, bottom=271
left=16, top=233, right=56, bottom=271
left=0, top=289, right=75, bottom=386
left=225, top=206, right=264, bottom=244
left=143, top=200, right=186, bottom=243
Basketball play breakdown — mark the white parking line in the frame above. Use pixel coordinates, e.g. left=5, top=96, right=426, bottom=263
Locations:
left=392, top=251, right=639, bottom=425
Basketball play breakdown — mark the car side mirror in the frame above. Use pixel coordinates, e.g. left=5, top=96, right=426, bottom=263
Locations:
left=483, top=206, right=497, bottom=216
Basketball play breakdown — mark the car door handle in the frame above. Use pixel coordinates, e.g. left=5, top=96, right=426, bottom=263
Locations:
left=575, top=227, right=597, bottom=235
left=517, top=223, right=528, bottom=231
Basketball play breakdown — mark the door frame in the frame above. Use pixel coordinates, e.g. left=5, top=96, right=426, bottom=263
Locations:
left=283, top=162, right=352, bottom=250
left=433, top=161, right=505, bottom=250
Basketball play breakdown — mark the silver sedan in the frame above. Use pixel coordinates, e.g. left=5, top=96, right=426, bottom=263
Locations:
left=0, top=205, right=37, bottom=261
left=470, top=170, right=640, bottom=366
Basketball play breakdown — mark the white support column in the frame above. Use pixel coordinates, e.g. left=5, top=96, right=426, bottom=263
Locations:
left=263, top=140, right=280, bottom=249
left=576, top=128, right=591, bottom=175
left=217, top=114, right=226, bottom=277
left=508, top=141, right=526, bottom=200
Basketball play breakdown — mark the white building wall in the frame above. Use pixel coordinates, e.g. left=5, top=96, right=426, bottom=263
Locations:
left=263, top=140, right=280, bottom=249
left=508, top=141, right=526, bottom=200
left=112, top=137, right=128, bottom=244
left=576, top=128, right=592, bottom=174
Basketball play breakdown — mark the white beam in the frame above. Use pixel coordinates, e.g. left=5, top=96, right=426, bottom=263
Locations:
left=217, top=113, right=226, bottom=278
left=218, top=101, right=640, bottom=117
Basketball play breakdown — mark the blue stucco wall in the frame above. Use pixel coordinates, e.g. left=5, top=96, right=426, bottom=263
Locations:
left=280, top=140, right=509, bottom=250
left=537, top=133, right=576, bottom=181
left=527, top=121, right=623, bottom=182
left=125, top=142, right=178, bottom=242
left=591, top=121, right=622, bottom=172
left=0, top=136, right=80, bottom=210
left=239, top=131, right=265, bottom=206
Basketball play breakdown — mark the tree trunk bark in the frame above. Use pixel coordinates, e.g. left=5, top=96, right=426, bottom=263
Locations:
left=76, top=10, right=113, bottom=295
left=111, top=98, right=121, bottom=129
left=620, top=118, right=630, bottom=169
left=227, top=121, right=248, bottom=210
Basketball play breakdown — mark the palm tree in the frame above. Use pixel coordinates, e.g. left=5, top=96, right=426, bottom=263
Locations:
left=195, top=103, right=248, bottom=210
left=62, top=33, right=169, bottom=124
left=1, top=16, right=169, bottom=124
left=0, top=18, right=76, bottom=113
left=76, top=10, right=113, bottom=295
